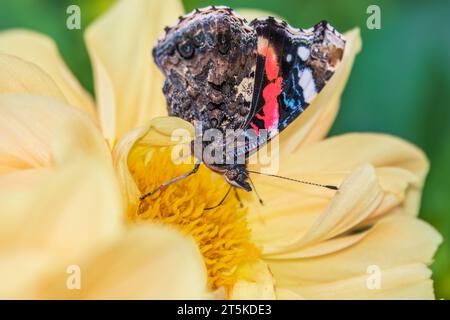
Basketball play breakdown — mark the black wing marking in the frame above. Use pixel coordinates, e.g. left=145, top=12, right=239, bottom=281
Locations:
left=238, top=18, right=345, bottom=158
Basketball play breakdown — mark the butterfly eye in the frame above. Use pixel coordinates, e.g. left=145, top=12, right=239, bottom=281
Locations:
left=177, top=40, right=195, bottom=59
left=217, top=32, right=230, bottom=54
left=192, top=32, right=205, bottom=47
left=225, top=169, right=238, bottom=181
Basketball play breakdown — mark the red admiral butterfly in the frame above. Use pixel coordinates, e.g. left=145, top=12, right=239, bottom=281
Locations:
left=143, top=6, right=344, bottom=201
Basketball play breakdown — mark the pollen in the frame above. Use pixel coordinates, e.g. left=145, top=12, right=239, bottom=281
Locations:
left=127, top=145, right=259, bottom=290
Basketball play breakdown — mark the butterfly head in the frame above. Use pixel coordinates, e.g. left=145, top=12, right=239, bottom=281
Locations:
left=223, top=165, right=251, bottom=191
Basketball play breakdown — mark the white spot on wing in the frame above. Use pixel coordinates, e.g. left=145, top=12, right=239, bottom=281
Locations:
left=286, top=54, right=292, bottom=62
left=298, top=68, right=317, bottom=103
left=236, top=67, right=256, bottom=103
left=297, top=46, right=310, bottom=61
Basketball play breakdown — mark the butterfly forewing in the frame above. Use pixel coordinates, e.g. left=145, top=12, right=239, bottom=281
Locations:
left=241, top=18, right=346, bottom=157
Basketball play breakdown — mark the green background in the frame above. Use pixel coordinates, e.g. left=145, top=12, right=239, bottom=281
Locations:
left=0, top=0, right=449, bottom=298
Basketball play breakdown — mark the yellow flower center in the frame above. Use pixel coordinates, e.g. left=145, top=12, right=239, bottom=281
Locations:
left=127, top=145, right=259, bottom=290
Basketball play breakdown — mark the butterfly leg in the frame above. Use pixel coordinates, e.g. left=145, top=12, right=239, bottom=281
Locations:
left=204, top=187, right=246, bottom=211
left=205, top=186, right=232, bottom=210
left=139, top=160, right=201, bottom=201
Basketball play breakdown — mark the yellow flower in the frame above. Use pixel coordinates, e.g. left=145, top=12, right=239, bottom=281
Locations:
left=0, top=0, right=209, bottom=299
left=110, top=4, right=441, bottom=299
left=0, top=0, right=442, bottom=300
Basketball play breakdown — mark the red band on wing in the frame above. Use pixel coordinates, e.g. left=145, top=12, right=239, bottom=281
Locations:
left=264, top=46, right=280, bottom=81
left=251, top=43, right=281, bottom=133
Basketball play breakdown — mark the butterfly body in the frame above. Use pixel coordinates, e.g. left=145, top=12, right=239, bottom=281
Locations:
left=152, top=6, right=345, bottom=191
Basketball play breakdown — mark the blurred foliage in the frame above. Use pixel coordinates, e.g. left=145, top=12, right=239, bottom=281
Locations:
left=0, top=0, right=449, bottom=298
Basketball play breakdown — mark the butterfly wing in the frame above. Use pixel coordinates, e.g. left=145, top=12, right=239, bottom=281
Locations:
left=153, top=7, right=257, bottom=132
left=240, top=18, right=345, bottom=156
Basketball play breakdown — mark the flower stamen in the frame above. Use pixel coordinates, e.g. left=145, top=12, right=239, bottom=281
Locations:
left=127, top=146, right=259, bottom=290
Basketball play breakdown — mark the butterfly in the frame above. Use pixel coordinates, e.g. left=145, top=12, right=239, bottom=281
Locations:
left=146, top=6, right=345, bottom=201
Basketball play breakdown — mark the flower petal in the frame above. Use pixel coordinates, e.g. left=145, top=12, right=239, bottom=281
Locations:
left=0, top=93, right=121, bottom=261
left=0, top=54, right=66, bottom=102
left=248, top=133, right=429, bottom=251
left=0, top=94, right=108, bottom=174
left=365, top=167, right=421, bottom=222
left=0, top=30, right=96, bottom=117
left=0, top=158, right=123, bottom=298
left=270, top=231, right=369, bottom=260
left=280, top=263, right=435, bottom=299
left=282, top=133, right=428, bottom=217
left=266, top=215, right=441, bottom=298
left=258, top=165, right=382, bottom=254
left=229, top=260, right=276, bottom=300
left=281, top=133, right=429, bottom=183
left=0, top=157, right=122, bottom=256
left=275, top=288, right=305, bottom=300
left=85, top=0, right=184, bottom=143
left=0, top=249, right=53, bottom=299
left=112, top=116, right=193, bottom=206
left=35, top=225, right=210, bottom=299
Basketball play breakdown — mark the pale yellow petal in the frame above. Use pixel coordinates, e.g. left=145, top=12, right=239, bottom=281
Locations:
left=267, top=215, right=441, bottom=289
left=0, top=249, right=53, bottom=299
left=0, top=94, right=122, bottom=261
left=270, top=231, right=369, bottom=260
left=0, top=124, right=125, bottom=300
left=229, top=260, right=276, bottom=300
left=112, top=116, right=193, bottom=206
left=282, top=133, right=428, bottom=217
left=275, top=288, right=305, bottom=300
left=287, top=165, right=381, bottom=248
left=248, top=133, right=429, bottom=251
left=85, top=0, right=184, bottom=143
left=0, top=156, right=121, bottom=249
left=364, top=167, right=421, bottom=222
left=0, top=30, right=95, bottom=117
left=0, top=54, right=66, bottom=101
left=0, top=157, right=122, bottom=257
left=283, top=263, right=435, bottom=299
left=0, top=167, right=52, bottom=188
left=258, top=165, right=382, bottom=254
left=0, top=94, right=108, bottom=174
left=281, top=133, right=429, bottom=182
left=36, top=225, right=210, bottom=299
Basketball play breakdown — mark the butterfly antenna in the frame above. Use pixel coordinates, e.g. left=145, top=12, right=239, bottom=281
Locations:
left=247, top=170, right=339, bottom=191
left=248, top=175, right=264, bottom=206
left=233, top=188, right=244, bottom=208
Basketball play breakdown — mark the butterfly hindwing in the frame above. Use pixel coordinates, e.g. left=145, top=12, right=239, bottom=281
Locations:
left=242, top=18, right=345, bottom=155
left=153, top=7, right=257, bottom=132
